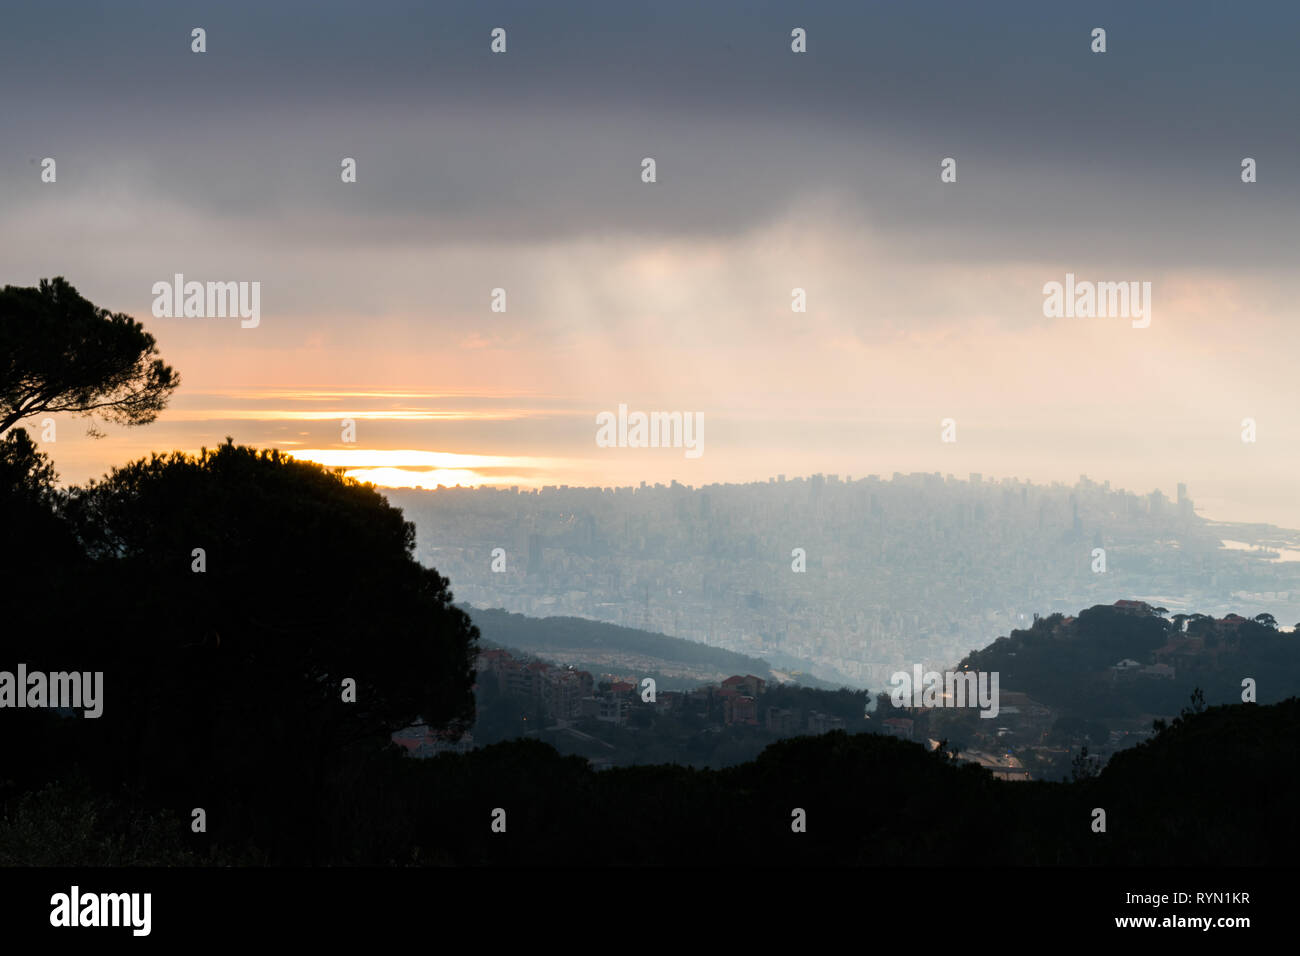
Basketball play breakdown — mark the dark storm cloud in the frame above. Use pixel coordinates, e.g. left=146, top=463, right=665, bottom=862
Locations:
left=1, top=0, right=1296, bottom=266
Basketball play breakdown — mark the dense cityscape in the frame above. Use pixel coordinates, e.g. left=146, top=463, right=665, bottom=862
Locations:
left=389, top=474, right=1300, bottom=688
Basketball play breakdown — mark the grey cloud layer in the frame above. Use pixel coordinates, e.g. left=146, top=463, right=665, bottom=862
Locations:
left=2, top=0, right=1296, bottom=270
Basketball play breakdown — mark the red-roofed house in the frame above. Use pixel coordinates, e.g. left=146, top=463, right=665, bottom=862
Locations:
left=722, top=675, right=767, bottom=697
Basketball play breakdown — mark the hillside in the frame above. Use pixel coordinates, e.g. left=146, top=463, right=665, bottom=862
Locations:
left=959, top=600, right=1299, bottom=719
left=403, top=696, right=1300, bottom=865
left=461, top=605, right=837, bottom=690
left=454, top=600, right=1300, bottom=778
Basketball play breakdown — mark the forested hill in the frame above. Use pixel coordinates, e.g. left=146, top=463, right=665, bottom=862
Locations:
left=960, top=601, right=1299, bottom=717
left=461, top=606, right=836, bottom=689
left=15, top=695, right=1291, bottom=865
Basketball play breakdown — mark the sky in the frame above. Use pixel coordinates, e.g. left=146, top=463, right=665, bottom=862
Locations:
left=3, top=1, right=1299, bottom=525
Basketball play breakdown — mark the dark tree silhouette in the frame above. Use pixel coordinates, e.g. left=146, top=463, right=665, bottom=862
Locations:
left=59, top=439, right=479, bottom=860
left=0, top=277, right=178, bottom=435
left=0, top=426, right=82, bottom=608
left=0, top=426, right=57, bottom=499
left=1070, top=745, right=1099, bottom=782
